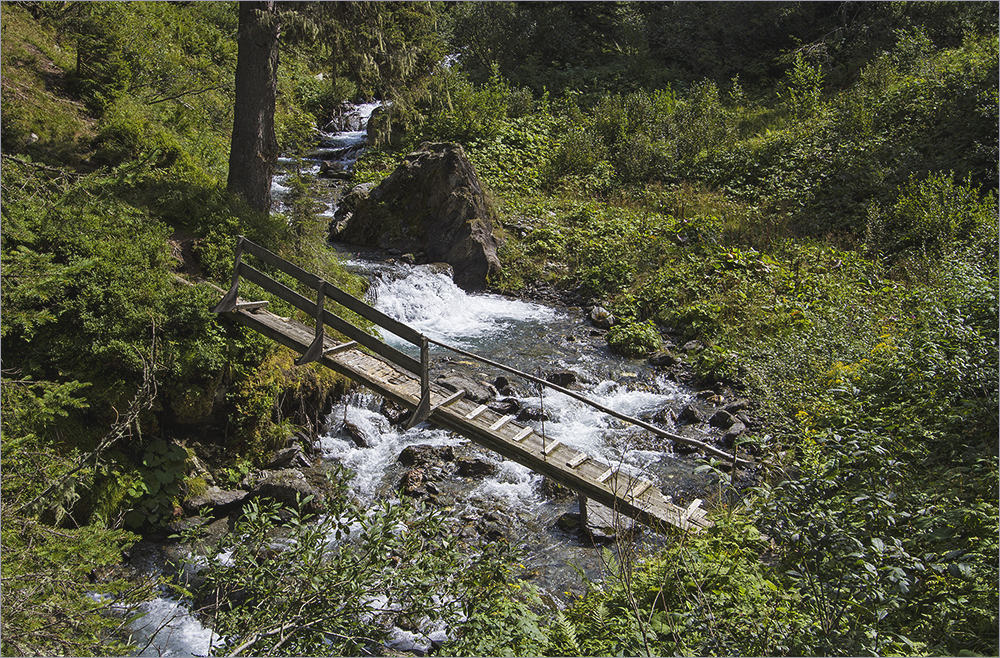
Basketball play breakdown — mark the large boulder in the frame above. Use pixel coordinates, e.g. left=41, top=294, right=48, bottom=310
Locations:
left=332, top=142, right=501, bottom=290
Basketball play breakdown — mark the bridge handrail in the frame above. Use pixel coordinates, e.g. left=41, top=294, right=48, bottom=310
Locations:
left=426, top=337, right=755, bottom=469
left=211, top=236, right=432, bottom=425
left=211, top=236, right=751, bottom=466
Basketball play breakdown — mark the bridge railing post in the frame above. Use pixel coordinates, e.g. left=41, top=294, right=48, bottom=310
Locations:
left=406, top=335, right=432, bottom=429
left=295, top=280, right=327, bottom=366
left=209, top=236, right=246, bottom=313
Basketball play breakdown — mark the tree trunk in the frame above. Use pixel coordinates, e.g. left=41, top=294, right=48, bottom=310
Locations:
left=228, top=1, right=280, bottom=215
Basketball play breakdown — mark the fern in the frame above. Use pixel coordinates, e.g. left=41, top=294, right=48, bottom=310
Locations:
left=554, top=610, right=582, bottom=656
left=591, top=600, right=608, bottom=632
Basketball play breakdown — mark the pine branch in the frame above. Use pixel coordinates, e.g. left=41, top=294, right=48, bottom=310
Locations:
left=16, top=337, right=159, bottom=518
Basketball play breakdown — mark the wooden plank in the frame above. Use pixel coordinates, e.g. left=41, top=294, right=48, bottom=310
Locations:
left=235, top=300, right=269, bottom=310
left=465, top=404, right=489, bottom=420
left=597, top=468, right=614, bottom=484
left=432, top=390, right=464, bottom=411
left=489, top=415, right=514, bottom=431
left=681, top=499, right=703, bottom=522
left=324, top=341, right=357, bottom=356
left=626, top=480, right=653, bottom=500
left=541, top=440, right=562, bottom=455
left=567, top=453, right=589, bottom=468
left=512, top=427, right=533, bottom=443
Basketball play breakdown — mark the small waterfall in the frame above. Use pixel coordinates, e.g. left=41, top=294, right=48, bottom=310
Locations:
left=365, top=261, right=560, bottom=351
left=272, top=101, right=383, bottom=214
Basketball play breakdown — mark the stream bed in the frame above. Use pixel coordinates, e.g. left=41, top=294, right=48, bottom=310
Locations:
left=319, top=251, right=722, bottom=597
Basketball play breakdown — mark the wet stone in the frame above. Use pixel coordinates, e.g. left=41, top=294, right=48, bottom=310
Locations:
left=556, top=512, right=582, bottom=532
left=182, top=486, right=248, bottom=516
left=398, top=444, right=455, bottom=467
left=435, top=373, right=497, bottom=404
left=709, top=410, right=736, bottom=429
left=582, top=498, right=639, bottom=543
left=516, top=406, right=549, bottom=423
left=457, top=457, right=498, bottom=478
left=400, top=468, right=425, bottom=497
left=539, top=477, right=574, bottom=500
left=342, top=420, right=372, bottom=448
left=545, top=371, right=577, bottom=388
left=648, top=350, right=678, bottom=367
left=381, top=399, right=411, bottom=425
left=678, top=404, right=705, bottom=425
left=489, top=398, right=521, bottom=415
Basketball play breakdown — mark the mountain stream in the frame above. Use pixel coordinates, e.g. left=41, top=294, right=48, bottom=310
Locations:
left=126, top=102, right=723, bottom=657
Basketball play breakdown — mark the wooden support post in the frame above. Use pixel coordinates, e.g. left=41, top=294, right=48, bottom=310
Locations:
left=210, top=236, right=245, bottom=313
left=405, top=335, right=432, bottom=429
left=295, top=280, right=327, bottom=366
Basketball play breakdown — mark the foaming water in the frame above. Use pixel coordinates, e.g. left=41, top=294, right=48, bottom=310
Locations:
left=368, top=262, right=559, bottom=351
left=127, top=596, right=218, bottom=657
left=520, top=378, right=689, bottom=467
left=321, top=390, right=461, bottom=502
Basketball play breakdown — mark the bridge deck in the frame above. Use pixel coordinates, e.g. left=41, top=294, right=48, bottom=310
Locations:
left=225, top=304, right=710, bottom=533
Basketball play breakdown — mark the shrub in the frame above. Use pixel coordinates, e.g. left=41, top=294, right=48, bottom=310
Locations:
left=542, top=128, right=608, bottom=185
left=866, top=171, right=998, bottom=262
left=606, top=320, right=662, bottom=357
left=421, top=65, right=508, bottom=143
left=191, top=470, right=531, bottom=657
left=92, top=99, right=186, bottom=168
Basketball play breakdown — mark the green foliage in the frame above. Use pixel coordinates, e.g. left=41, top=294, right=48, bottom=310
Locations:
left=606, top=320, right=661, bottom=358
left=421, top=64, right=510, bottom=144
left=784, top=52, right=825, bottom=119
left=541, top=128, right=609, bottom=191
left=1, top=376, right=154, bottom=657
left=546, top=518, right=808, bottom=657
left=866, top=171, right=998, bottom=263
left=121, top=440, right=189, bottom=529
left=91, top=97, right=189, bottom=169
left=190, top=468, right=530, bottom=656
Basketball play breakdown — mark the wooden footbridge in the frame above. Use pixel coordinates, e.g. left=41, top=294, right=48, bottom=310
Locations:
left=212, top=237, right=752, bottom=533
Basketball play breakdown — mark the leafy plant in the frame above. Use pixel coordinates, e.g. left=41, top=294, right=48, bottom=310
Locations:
left=191, top=467, right=533, bottom=657
left=606, top=320, right=662, bottom=357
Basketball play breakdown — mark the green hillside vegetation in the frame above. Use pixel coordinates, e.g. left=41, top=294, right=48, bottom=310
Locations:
left=2, top=2, right=997, bottom=656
